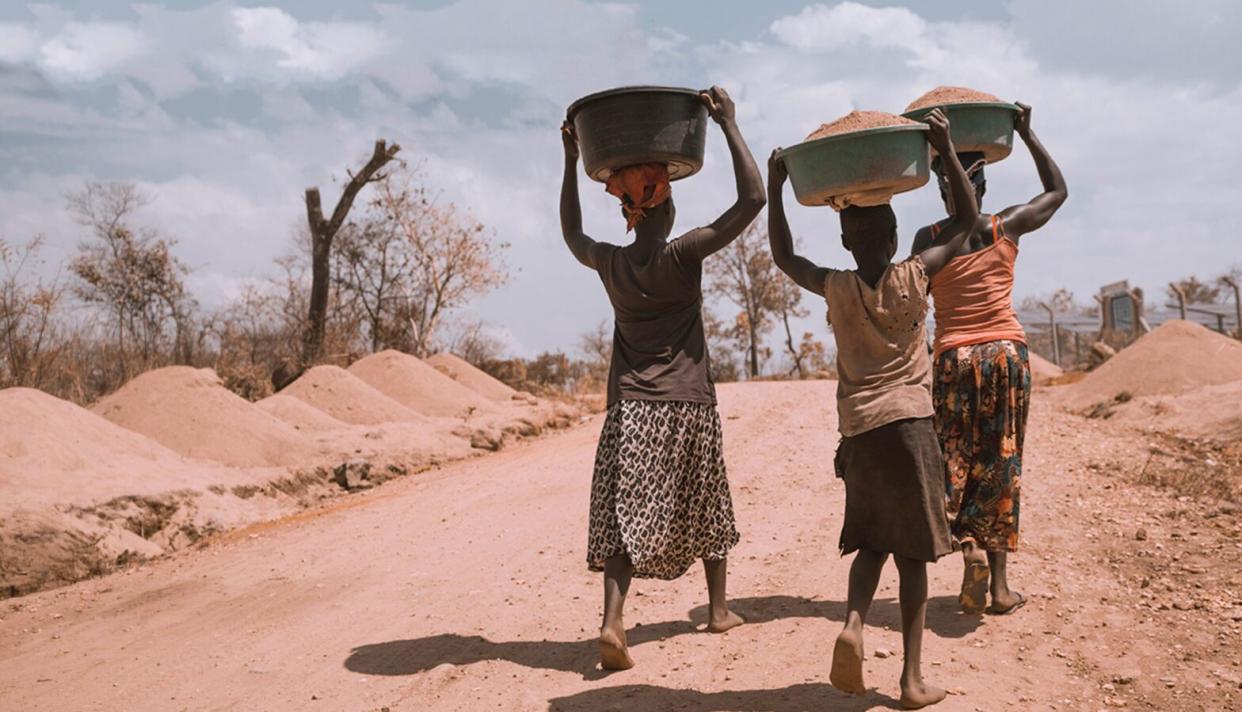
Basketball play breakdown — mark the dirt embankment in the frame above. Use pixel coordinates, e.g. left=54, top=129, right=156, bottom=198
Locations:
left=1, top=353, right=585, bottom=599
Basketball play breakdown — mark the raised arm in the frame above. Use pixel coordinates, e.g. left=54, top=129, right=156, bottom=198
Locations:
left=768, top=150, right=831, bottom=295
left=676, top=86, right=767, bottom=260
left=995, top=103, right=1067, bottom=240
left=917, top=109, right=979, bottom=277
left=559, top=122, right=605, bottom=269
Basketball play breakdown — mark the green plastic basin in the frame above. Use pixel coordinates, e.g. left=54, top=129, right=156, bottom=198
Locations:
left=901, top=102, right=1018, bottom=163
left=777, top=124, right=930, bottom=208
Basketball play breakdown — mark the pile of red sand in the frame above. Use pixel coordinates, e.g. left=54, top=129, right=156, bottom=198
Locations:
left=91, top=366, right=314, bottom=468
left=805, top=110, right=919, bottom=141
left=0, top=387, right=226, bottom=509
left=347, top=350, right=497, bottom=418
left=255, top=394, right=347, bottom=432
left=1106, top=380, right=1242, bottom=442
left=905, top=86, right=1002, bottom=112
left=1028, top=351, right=1064, bottom=385
left=427, top=353, right=518, bottom=402
left=279, top=365, right=424, bottom=426
left=1067, top=320, right=1242, bottom=406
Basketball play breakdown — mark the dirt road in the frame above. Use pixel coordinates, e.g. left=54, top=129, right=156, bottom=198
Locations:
left=1, top=381, right=1238, bottom=711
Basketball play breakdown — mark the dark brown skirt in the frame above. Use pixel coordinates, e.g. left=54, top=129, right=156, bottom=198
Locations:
left=834, top=417, right=953, bottom=562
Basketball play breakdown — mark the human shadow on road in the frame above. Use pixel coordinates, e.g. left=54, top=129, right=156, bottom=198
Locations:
left=689, top=594, right=982, bottom=639
left=547, top=682, right=905, bottom=711
left=346, top=596, right=980, bottom=683
left=345, top=618, right=697, bottom=680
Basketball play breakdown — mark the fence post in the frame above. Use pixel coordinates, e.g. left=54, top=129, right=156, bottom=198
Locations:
left=1039, top=301, right=1060, bottom=366
left=1223, top=277, right=1242, bottom=340
left=1169, top=283, right=1187, bottom=320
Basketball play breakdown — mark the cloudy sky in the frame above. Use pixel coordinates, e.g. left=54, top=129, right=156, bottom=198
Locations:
left=2, top=0, right=1239, bottom=358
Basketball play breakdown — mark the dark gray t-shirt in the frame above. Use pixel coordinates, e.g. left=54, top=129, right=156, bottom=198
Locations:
left=595, top=239, right=715, bottom=407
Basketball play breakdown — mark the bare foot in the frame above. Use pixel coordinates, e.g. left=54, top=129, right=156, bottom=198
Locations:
left=987, top=590, right=1026, bottom=615
left=959, top=545, right=989, bottom=614
left=899, top=679, right=947, bottom=709
left=829, top=626, right=865, bottom=695
left=707, top=609, right=745, bottom=633
left=598, top=626, right=634, bottom=670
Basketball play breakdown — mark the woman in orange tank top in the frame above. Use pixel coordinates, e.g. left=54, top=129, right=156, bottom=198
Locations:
left=910, top=102, right=1068, bottom=616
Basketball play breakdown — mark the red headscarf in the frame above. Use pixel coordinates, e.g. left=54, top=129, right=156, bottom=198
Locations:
left=605, top=163, right=671, bottom=232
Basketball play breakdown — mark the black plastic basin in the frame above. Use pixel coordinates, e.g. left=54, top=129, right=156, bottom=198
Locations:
left=568, top=86, right=708, bottom=183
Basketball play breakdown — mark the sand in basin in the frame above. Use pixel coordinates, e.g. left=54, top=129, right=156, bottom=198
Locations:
left=280, top=365, right=424, bottom=426
left=0, top=387, right=231, bottom=510
left=256, top=394, right=347, bottom=432
left=905, top=86, right=1003, bottom=112
left=1028, top=351, right=1064, bottom=385
left=92, top=366, right=314, bottom=468
left=348, top=350, right=498, bottom=418
left=427, top=353, right=518, bottom=402
left=1066, top=320, right=1242, bottom=407
left=805, top=110, right=919, bottom=141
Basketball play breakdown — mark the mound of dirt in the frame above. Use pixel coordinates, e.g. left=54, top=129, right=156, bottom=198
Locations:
left=1103, top=380, right=1242, bottom=442
left=256, top=394, right=347, bottom=432
left=0, top=387, right=228, bottom=510
left=806, top=110, right=919, bottom=141
left=279, top=365, right=423, bottom=426
left=426, top=352, right=519, bottom=402
left=348, top=350, right=498, bottom=418
left=1067, top=321, right=1242, bottom=407
left=1028, top=350, right=1064, bottom=385
left=92, top=367, right=314, bottom=468
left=905, top=86, right=1002, bottom=112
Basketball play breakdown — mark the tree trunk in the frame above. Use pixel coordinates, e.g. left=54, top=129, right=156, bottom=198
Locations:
left=782, top=309, right=803, bottom=378
left=301, top=140, right=400, bottom=367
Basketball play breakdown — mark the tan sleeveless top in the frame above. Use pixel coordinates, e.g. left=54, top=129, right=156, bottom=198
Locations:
left=824, top=258, right=934, bottom=437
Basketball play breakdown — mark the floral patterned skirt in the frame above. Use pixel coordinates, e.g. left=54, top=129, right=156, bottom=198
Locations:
left=587, top=399, right=739, bottom=580
left=932, top=340, right=1031, bottom=552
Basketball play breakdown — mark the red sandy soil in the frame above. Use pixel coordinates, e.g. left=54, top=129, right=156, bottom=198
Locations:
left=905, top=86, right=1003, bottom=112
left=348, top=350, right=499, bottom=418
left=427, top=352, right=519, bottom=402
left=1028, top=351, right=1064, bottom=385
left=91, top=366, right=315, bottom=468
left=0, top=387, right=237, bottom=510
left=255, top=393, right=348, bottom=432
left=1065, top=320, right=1242, bottom=407
left=280, top=365, right=426, bottom=426
left=2, top=380, right=1238, bottom=711
left=806, top=110, right=918, bottom=141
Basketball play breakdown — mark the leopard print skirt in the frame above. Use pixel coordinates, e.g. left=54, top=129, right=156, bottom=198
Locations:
left=587, top=399, right=740, bottom=580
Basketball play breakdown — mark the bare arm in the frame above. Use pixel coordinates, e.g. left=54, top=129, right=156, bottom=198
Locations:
left=767, top=149, right=830, bottom=295
left=996, top=103, right=1067, bottom=240
left=676, top=86, right=767, bottom=260
left=559, top=122, right=606, bottom=269
left=909, top=224, right=935, bottom=258
left=916, top=109, right=978, bottom=277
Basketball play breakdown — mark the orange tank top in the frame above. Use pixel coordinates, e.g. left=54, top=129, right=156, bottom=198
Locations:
left=928, top=216, right=1026, bottom=358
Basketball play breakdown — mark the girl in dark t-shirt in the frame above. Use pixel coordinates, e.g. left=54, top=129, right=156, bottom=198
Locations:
left=559, top=86, right=765, bottom=671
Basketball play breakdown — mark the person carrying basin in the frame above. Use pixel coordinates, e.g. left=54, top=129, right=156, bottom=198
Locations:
left=905, top=91, right=1068, bottom=617
left=560, top=84, right=765, bottom=671
left=768, top=107, right=974, bottom=709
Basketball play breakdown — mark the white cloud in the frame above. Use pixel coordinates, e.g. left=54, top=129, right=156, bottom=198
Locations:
left=0, top=23, right=40, bottom=63
left=38, top=22, right=147, bottom=81
left=770, top=2, right=929, bottom=54
left=230, top=7, right=390, bottom=80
